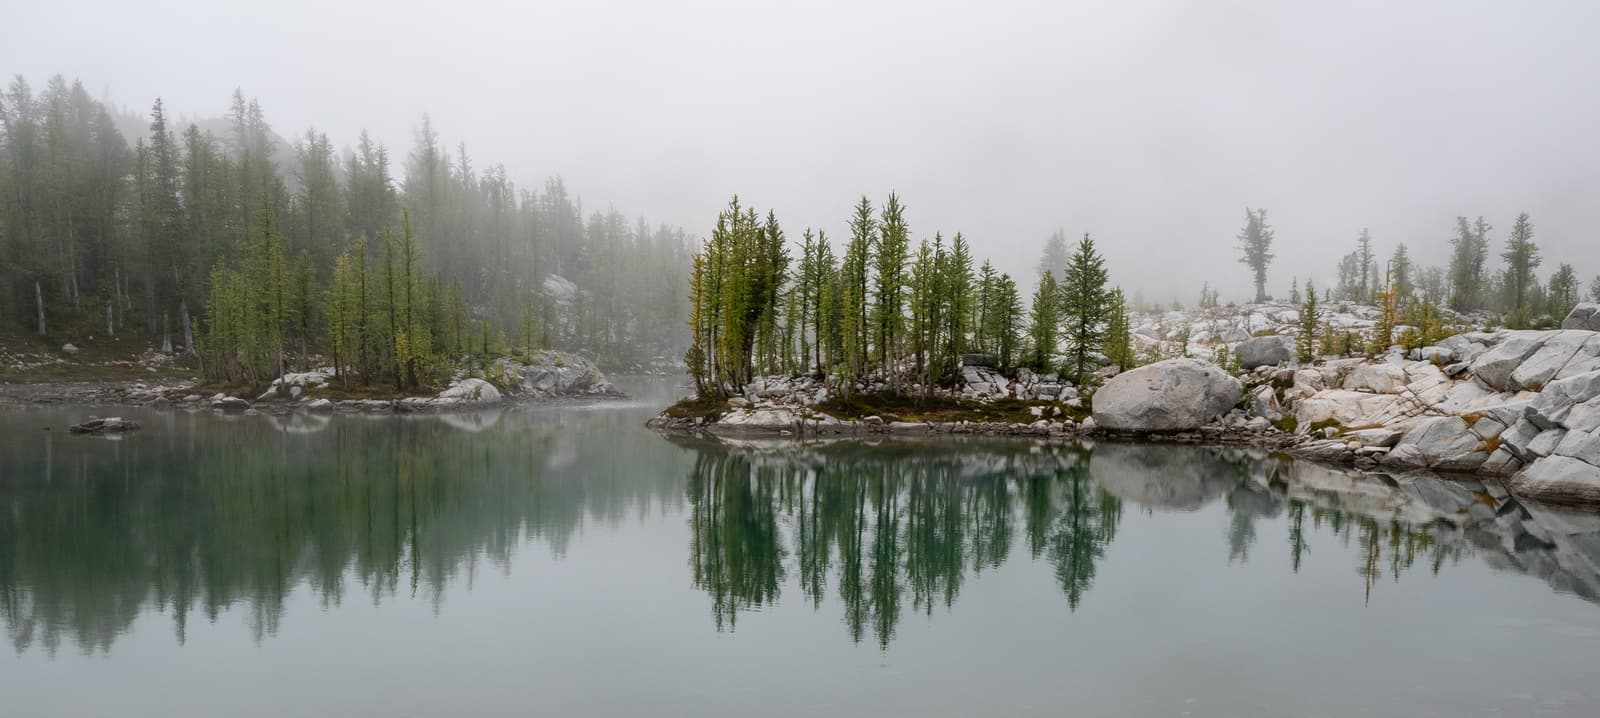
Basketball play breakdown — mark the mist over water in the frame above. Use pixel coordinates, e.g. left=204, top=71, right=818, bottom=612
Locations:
left=7, top=1, right=1597, bottom=300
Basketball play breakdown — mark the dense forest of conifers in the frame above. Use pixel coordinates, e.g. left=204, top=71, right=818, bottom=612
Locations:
left=0, top=75, right=691, bottom=386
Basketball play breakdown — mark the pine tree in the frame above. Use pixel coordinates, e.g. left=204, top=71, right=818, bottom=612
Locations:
left=1037, top=229, right=1069, bottom=280
left=1355, top=228, right=1376, bottom=300
left=1369, top=272, right=1398, bottom=357
left=1235, top=208, right=1275, bottom=303
left=1025, top=272, right=1059, bottom=371
left=995, top=274, right=1023, bottom=370
left=1548, top=263, right=1580, bottom=320
left=1297, top=279, right=1320, bottom=363
left=1103, top=288, right=1134, bottom=370
left=1060, top=234, right=1110, bottom=383
left=1501, top=212, right=1541, bottom=317
left=872, top=193, right=910, bottom=385
left=1390, top=243, right=1414, bottom=302
left=1448, top=216, right=1492, bottom=311
left=840, top=197, right=874, bottom=382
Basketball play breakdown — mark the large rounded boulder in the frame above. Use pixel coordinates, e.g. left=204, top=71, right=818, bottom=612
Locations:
left=1091, top=358, right=1243, bottom=432
left=1234, top=335, right=1296, bottom=369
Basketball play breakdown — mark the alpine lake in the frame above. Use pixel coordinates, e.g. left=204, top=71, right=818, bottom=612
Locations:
left=2, top=377, right=1598, bottom=717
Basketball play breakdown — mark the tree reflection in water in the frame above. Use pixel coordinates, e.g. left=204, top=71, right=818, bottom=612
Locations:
left=3, top=411, right=1597, bottom=656
left=684, top=438, right=1588, bottom=647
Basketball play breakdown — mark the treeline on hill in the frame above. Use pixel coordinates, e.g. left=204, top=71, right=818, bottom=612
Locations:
left=0, top=75, right=690, bottom=387
left=684, top=195, right=1134, bottom=399
left=1209, top=208, right=1599, bottom=328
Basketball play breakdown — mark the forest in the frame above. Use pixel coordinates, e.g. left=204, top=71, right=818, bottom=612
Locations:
left=683, top=194, right=1134, bottom=399
left=0, top=75, right=691, bottom=387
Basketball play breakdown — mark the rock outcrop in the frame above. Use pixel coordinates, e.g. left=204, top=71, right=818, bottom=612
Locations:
left=1234, top=335, right=1296, bottom=369
left=1257, top=327, right=1600, bottom=505
left=1091, top=358, right=1242, bottom=432
left=1562, top=302, right=1600, bottom=331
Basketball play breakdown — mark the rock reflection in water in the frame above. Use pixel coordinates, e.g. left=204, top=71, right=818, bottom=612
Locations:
left=680, top=437, right=1600, bottom=646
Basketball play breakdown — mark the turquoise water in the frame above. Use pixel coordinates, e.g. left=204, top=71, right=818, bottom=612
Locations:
left=2, top=378, right=1597, bottom=717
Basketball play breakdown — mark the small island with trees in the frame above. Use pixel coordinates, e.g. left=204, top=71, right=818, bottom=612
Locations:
left=654, top=194, right=1600, bottom=507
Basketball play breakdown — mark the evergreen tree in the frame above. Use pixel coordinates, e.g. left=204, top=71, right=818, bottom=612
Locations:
left=1235, top=208, right=1275, bottom=303
left=1102, top=288, right=1134, bottom=370
left=995, top=274, right=1023, bottom=370
left=1547, top=263, right=1580, bottom=320
left=1297, top=279, right=1320, bottom=363
left=1036, top=229, right=1069, bottom=280
left=1060, top=234, right=1110, bottom=383
left=1025, top=272, right=1059, bottom=371
left=1390, top=243, right=1413, bottom=302
left=1355, top=228, right=1376, bottom=300
left=840, top=197, right=874, bottom=382
left=1500, top=212, right=1541, bottom=317
left=1448, top=216, right=1492, bottom=311
left=872, top=194, right=910, bottom=385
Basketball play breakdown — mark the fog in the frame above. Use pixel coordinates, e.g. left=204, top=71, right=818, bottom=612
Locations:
left=9, top=0, right=1598, bottom=301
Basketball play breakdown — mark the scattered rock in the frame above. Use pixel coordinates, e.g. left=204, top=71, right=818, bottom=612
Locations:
left=1234, top=335, right=1296, bottom=369
left=211, top=396, right=250, bottom=412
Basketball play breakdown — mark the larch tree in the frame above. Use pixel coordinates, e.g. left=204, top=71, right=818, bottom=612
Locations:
left=1060, top=234, right=1110, bottom=383
left=872, top=193, right=910, bottom=385
left=1025, top=272, right=1059, bottom=371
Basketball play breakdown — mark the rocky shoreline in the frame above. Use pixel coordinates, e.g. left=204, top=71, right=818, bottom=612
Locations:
left=650, top=302, right=1600, bottom=508
left=0, top=350, right=626, bottom=415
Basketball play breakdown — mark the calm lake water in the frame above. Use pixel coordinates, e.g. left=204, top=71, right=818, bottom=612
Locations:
left=3, top=377, right=1599, bottom=717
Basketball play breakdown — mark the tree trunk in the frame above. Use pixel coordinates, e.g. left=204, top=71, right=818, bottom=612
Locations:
left=180, top=300, right=195, bottom=357
left=34, top=280, right=46, bottom=336
left=162, top=313, right=173, bottom=354
left=106, top=299, right=114, bottom=337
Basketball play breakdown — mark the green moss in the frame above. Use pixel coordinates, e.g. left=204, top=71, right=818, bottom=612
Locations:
left=664, top=396, right=729, bottom=419
left=1307, top=418, right=1341, bottom=436
left=1274, top=416, right=1299, bottom=433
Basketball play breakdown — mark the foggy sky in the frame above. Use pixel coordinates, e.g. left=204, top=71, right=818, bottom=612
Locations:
left=8, top=0, right=1598, bottom=302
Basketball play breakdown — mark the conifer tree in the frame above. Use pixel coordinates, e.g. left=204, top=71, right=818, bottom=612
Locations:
left=1060, top=233, right=1110, bottom=383
left=1448, top=216, right=1492, bottom=311
left=1103, top=288, right=1134, bottom=370
left=1501, top=212, right=1540, bottom=317
left=995, top=274, right=1023, bottom=370
left=1235, top=208, right=1275, bottom=303
left=1390, top=243, right=1413, bottom=302
left=1548, top=263, right=1580, bottom=320
left=1297, top=279, right=1320, bottom=363
left=840, top=197, right=874, bottom=381
left=872, top=194, right=910, bottom=384
left=1025, top=272, right=1059, bottom=371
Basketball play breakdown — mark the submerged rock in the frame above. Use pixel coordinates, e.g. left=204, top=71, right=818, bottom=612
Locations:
left=1092, top=358, right=1242, bottom=432
left=211, top=396, right=250, bottom=412
left=69, top=417, right=139, bottom=434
